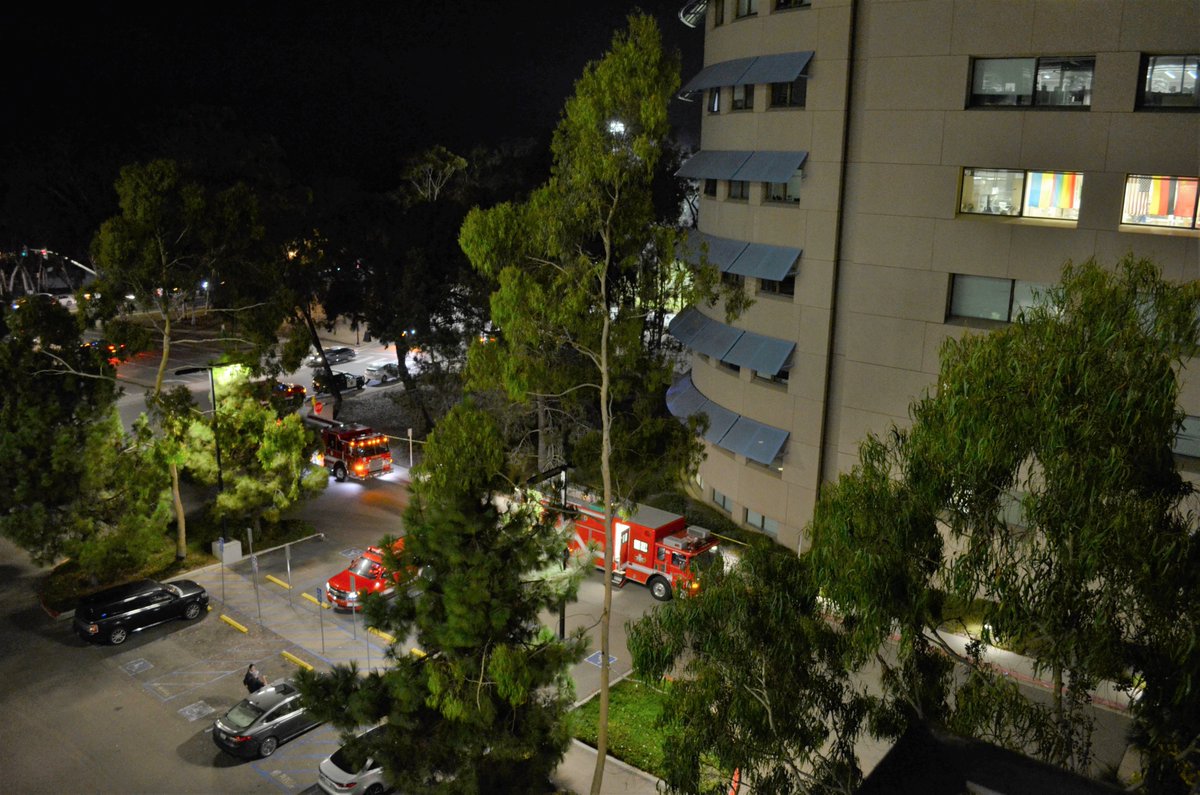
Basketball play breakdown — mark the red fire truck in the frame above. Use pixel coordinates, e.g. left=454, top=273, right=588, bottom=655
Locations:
left=324, top=539, right=409, bottom=611
left=564, top=496, right=720, bottom=601
left=314, top=424, right=392, bottom=482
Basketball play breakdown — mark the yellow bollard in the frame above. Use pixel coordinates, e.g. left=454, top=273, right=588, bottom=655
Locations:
left=265, top=574, right=292, bottom=590
left=301, top=592, right=330, bottom=609
left=281, top=650, right=314, bottom=671
left=220, top=614, right=249, bottom=633
left=367, top=627, right=396, bottom=644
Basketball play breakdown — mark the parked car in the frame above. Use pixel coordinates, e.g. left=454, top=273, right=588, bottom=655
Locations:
left=317, top=725, right=390, bottom=795
left=313, top=370, right=366, bottom=394
left=305, top=346, right=357, bottom=367
left=212, top=680, right=322, bottom=758
left=74, top=578, right=208, bottom=646
left=364, top=362, right=399, bottom=383
left=252, top=379, right=306, bottom=411
left=325, top=539, right=412, bottom=611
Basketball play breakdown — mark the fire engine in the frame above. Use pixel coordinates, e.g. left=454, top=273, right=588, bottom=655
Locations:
left=324, top=539, right=409, bottom=611
left=313, top=424, right=392, bottom=482
left=564, top=496, right=720, bottom=601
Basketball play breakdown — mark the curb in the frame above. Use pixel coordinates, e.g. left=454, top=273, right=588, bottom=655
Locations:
left=565, top=738, right=663, bottom=787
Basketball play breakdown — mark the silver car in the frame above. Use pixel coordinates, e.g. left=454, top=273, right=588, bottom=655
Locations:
left=212, top=680, right=322, bottom=758
left=364, top=362, right=400, bottom=383
left=318, top=725, right=390, bottom=795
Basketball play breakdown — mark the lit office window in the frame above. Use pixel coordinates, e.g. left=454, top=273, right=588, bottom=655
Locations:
left=1022, top=171, right=1082, bottom=220
left=961, top=168, right=1082, bottom=220
left=1122, top=175, right=1199, bottom=228
left=960, top=168, right=1025, bottom=215
left=1138, top=54, right=1199, bottom=109
left=970, top=57, right=1094, bottom=107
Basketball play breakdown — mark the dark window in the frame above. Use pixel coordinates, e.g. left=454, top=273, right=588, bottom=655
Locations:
left=775, top=0, right=810, bottom=8
left=732, top=83, right=754, bottom=110
left=770, top=77, right=807, bottom=108
left=948, top=275, right=1042, bottom=323
left=728, top=180, right=749, bottom=200
left=970, top=57, right=1094, bottom=107
left=766, top=173, right=802, bottom=203
left=708, top=88, right=720, bottom=113
left=703, top=179, right=718, bottom=197
left=735, top=0, right=758, bottom=18
left=1138, top=54, right=1200, bottom=109
left=721, top=272, right=745, bottom=290
left=713, top=0, right=725, bottom=26
left=761, top=274, right=796, bottom=296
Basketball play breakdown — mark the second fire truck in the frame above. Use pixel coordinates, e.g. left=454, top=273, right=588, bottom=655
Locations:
left=313, top=423, right=392, bottom=482
left=563, top=496, right=720, bottom=601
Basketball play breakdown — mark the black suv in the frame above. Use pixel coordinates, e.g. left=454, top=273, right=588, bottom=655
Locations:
left=74, top=579, right=209, bottom=645
left=312, top=370, right=366, bottom=394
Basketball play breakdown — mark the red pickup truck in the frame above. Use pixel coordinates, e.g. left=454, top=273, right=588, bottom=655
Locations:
left=324, top=539, right=410, bottom=611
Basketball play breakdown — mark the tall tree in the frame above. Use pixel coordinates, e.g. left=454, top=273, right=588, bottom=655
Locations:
left=810, top=255, right=1200, bottom=788
left=629, top=544, right=871, bottom=795
left=298, top=400, right=585, bottom=791
left=90, top=158, right=263, bottom=393
left=185, top=366, right=327, bottom=544
left=457, top=17, right=743, bottom=791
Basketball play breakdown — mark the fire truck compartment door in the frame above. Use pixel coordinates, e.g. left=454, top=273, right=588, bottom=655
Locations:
left=615, top=523, right=629, bottom=565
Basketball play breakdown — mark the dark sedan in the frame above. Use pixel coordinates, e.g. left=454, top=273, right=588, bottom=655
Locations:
left=212, top=680, right=322, bottom=758
left=74, top=578, right=209, bottom=645
left=305, top=346, right=357, bottom=367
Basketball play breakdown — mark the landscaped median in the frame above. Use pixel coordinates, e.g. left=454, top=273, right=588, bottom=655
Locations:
left=568, top=677, right=733, bottom=790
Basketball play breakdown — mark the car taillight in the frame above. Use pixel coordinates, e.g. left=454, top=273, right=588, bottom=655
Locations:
left=231, top=735, right=251, bottom=743
left=331, top=780, right=356, bottom=790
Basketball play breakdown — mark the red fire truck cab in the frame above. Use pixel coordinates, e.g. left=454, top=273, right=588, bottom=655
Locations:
left=324, top=539, right=409, bottom=611
left=565, top=497, right=719, bottom=601
left=314, top=424, right=392, bottom=482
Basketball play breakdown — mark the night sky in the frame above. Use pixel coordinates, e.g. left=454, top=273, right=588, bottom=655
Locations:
left=2, top=1, right=702, bottom=255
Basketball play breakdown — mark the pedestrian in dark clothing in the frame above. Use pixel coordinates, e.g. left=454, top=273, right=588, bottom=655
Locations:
left=243, top=664, right=266, bottom=694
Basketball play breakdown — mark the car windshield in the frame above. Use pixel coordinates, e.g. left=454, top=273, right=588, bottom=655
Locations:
left=348, top=558, right=383, bottom=578
left=329, top=726, right=383, bottom=774
left=224, top=701, right=264, bottom=731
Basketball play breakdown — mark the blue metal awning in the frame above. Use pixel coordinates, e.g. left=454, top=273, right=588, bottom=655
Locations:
left=727, top=242, right=802, bottom=280
left=723, top=333, right=795, bottom=375
left=720, top=417, right=790, bottom=465
left=681, top=57, right=756, bottom=93
left=666, top=375, right=789, bottom=463
left=680, top=231, right=749, bottom=272
left=667, top=307, right=708, bottom=347
left=676, top=150, right=754, bottom=180
left=688, top=316, right=742, bottom=360
left=740, top=51, right=814, bottom=84
left=731, top=151, right=809, bottom=183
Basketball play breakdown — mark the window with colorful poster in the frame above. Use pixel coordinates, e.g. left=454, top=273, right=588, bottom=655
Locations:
left=1122, top=175, right=1200, bottom=229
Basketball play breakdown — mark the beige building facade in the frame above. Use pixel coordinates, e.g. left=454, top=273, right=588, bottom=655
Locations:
left=670, top=0, right=1200, bottom=551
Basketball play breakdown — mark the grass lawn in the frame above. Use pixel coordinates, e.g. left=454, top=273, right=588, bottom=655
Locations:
left=569, top=678, right=669, bottom=778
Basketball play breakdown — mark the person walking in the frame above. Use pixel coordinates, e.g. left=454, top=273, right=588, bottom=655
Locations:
left=243, top=664, right=266, bottom=694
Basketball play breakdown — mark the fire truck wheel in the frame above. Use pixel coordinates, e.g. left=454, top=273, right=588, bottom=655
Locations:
left=334, top=463, right=347, bottom=482
left=649, top=577, right=672, bottom=602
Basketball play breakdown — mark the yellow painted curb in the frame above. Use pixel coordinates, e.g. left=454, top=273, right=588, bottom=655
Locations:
left=368, top=627, right=396, bottom=644
left=410, top=647, right=426, bottom=658
left=266, top=574, right=292, bottom=590
left=281, top=650, right=314, bottom=671
left=220, top=614, right=249, bottom=633
left=301, top=592, right=330, bottom=609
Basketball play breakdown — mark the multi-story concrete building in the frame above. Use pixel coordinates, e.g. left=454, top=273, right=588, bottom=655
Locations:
left=669, top=0, right=1200, bottom=552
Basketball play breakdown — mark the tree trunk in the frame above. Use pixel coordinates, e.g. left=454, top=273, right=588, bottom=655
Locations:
left=154, top=309, right=172, bottom=395
left=537, top=396, right=549, bottom=471
left=590, top=265, right=613, bottom=795
left=171, top=461, right=187, bottom=560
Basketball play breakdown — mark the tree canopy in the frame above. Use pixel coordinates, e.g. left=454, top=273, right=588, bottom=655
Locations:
left=298, top=400, right=585, bottom=792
